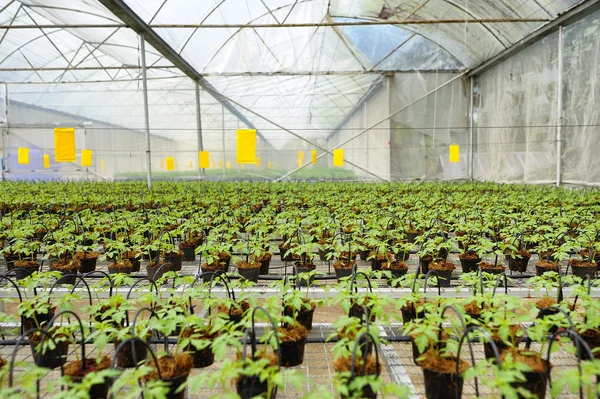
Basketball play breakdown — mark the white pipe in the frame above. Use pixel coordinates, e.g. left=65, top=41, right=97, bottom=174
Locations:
left=140, top=33, right=152, bottom=190
left=556, top=26, right=564, bottom=188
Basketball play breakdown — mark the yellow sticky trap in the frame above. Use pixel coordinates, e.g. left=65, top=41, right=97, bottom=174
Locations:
left=255, top=157, right=261, bottom=167
left=101, top=158, right=105, bottom=173
left=218, top=160, right=223, bottom=168
left=18, top=148, right=29, bottom=165
left=54, top=128, right=76, bottom=162
left=268, top=161, right=272, bottom=169
left=312, top=150, right=317, bottom=164
left=226, top=162, right=231, bottom=169
left=166, top=157, right=174, bottom=171
left=297, top=159, right=303, bottom=167
left=43, top=153, right=50, bottom=169
left=298, top=151, right=305, bottom=160
left=160, top=159, right=165, bottom=169
left=236, top=129, right=256, bottom=164
left=81, top=150, right=93, bottom=167
left=333, top=149, right=344, bottom=167
left=199, top=151, right=210, bottom=169
left=449, top=145, right=460, bottom=163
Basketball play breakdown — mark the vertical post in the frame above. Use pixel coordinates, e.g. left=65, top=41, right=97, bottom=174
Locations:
left=195, top=81, right=204, bottom=177
left=83, top=128, right=88, bottom=180
left=387, top=75, right=392, bottom=182
left=2, top=83, right=7, bottom=181
left=222, top=104, right=226, bottom=177
left=556, top=26, right=564, bottom=188
left=140, top=33, right=153, bottom=189
left=364, top=102, right=368, bottom=172
left=469, top=77, right=474, bottom=180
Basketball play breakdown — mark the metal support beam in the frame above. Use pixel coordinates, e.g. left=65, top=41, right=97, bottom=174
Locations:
left=98, top=0, right=264, bottom=142
left=469, top=77, right=474, bottom=180
left=468, top=0, right=600, bottom=77
left=556, top=26, right=564, bottom=188
left=140, top=33, right=152, bottom=190
left=222, top=105, right=226, bottom=178
left=2, top=83, right=7, bottom=181
left=195, top=81, right=204, bottom=177
left=278, top=72, right=467, bottom=181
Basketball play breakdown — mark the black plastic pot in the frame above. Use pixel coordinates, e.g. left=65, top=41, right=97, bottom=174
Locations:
left=483, top=340, right=508, bottom=360
left=510, top=366, right=549, bottom=399
left=237, top=375, right=276, bottom=399
left=359, top=249, right=370, bottom=261
left=108, top=265, right=132, bottom=275
left=506, top=255, right=530, bottom=273
left=29, top=336, right=69, bottom=369
left=69, top=374, right=111, bottom=399
left=164, top=254, right=183, bottom=271
left=14, top=264, right=40, bottom=280
left=190, top=344, right=215, bottom=368
left=258, top=257, right=271, bottom=274
left=201, top=267, right=223, bottom=283
left=571, top=265, right=597, bottom=279
left=22, top=308, right=55, bottom=331
left=181, top=247, right=196, bottom=262
left=342, top=383, right=377, bottom=399
left=334, top=267, right=354, bottom=281
left=419, top=257, right=432, bottom=275
left=49, top=266, right=78, bottom=284
left=295, top=265, right=316, bottom=287
left=318, top=248, right=332, bottom=262
left=283, top=306, right=315, bottom=331
left=401, top=303, right=424, bottom=324
left=349, top=304, right=375, bottom=322
left=238, top=266, right=260, bottom=283
left=422, top=367, right=464, bottom=399
left=386, top=267, right=408, bottom=286
left=278, top=338, right=306, bottom=367
left=406, top=231, right=421, bottom=243
left=162, top=373, right=189, bottom=399
left=78, top=257, right=98, bottom=274
left=459, top=258, right=480, bottom=273
left=535, top=265, right=558, bottom=276
left=396, top=251, right=410, bottom=262
left=113, top=339, right=148, bottom=368
left=123, top=256, right=141, bottom=273
left=428, top=268, right=453, bottom=287
left=279, top=245, right=294, bottom=262
left=147, top=263, right=173, bottom=281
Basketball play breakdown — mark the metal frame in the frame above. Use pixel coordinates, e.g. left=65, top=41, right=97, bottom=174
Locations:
left=195, top=81, right=204, bottom=177
left=556, top=26, right=564, bottom=188
left=140, top=33, right=152, bottom=189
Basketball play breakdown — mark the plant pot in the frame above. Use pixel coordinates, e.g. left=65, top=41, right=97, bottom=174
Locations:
left=3, top=254, right=19, bottom=271
left=49, top=264, right=79, bottom=285
left=578, top=330, right=600, bottom=360
left=295, top=265, right=316, bottom=287
left=535, top=264, right=558, bottom=276
left=419, top=257, right=433, bottom=275
left=506, top=255, right=530, bottom=273
left=123, top=256, right=141, bottom=273
left=318, top=248, right=332, bottom=262
left=283, top=305, right=315, bottom=331
left=279, top=245, right=294, bottom=262
left=201, top=266, right=224, bottom=283
left=571, top=265, right=597, bottom=279
left=358, top=249, right=370, bottom=261
left=401, top=302, right=424, bottom=324
left=407, top=231, right=421, bottom=243
left=65, top=358, right=111, bottom=399
left=278, top=338, right=307, bottom=367
left=237, top=375, right=276, bottom=399
left=108, top=265, right=132, bottom=275
left=509, top=365, right=549, bottom=399
left=161, top=373, right=189, bottom=399
left=334, top=266, right=354, bottom=281
left=14, top=262, right=40, bottom=280
left=396, top=251, right=410, bottom=262
left=349, top=303, right=375, bottom=322
left=238, top=266, right=260, bottom=283
left=21, top=308, right=55, bottom=331
left=181, top=247, right=196, bottom=262
left=258, top=257, right=271, bottom=275
left=422, top=367, right=464, bottom=399
left=113, top=339, right=148, bottom=368
left=164, top=254, right=183, bottom=271
left=29, top=335, right=69, bottom=369
left=483, top=340, right=509, bottom=360
left=147, top=263, right=173, bottom=281
left=428, top=268, right=453, bottom=287
left=458, top=257, right=480, bottom=273
left=190, top=344, right=215, bottom=368
left=78, top=257, right=97, bottom=274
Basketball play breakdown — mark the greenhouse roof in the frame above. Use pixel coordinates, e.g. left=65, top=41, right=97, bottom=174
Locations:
left=0, top=0, right=585, bottom=145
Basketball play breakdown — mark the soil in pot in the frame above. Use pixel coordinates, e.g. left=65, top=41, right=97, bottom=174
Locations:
left=420, top=350, right=469, bottom=399
left=506, top=249, right=531, bottom=273
left=535, top=260, right=559, bottom=276
left=458, top=252, right=481, bottom=273
left=463, top=300, right=488, bottom=326
left=279, top=244, right=296, bottom=262
left=182, top=326, right=218, bottom=368
left=107, top=260, right=133, bottom=275
left=483, top=325, right=522, bottom=360
left=569, top=259, right=597, bottom=279
left=14, top=260, right=40, bottom=280
left=50, top=259, right=80, bottom=284
left=200, top=262, right=225, bottom=283
left=401, top=299, right=425, bottom=324
left=147, top=261, right=174, bottom=281
left=250, top=252, right=272, bottom=275
left=580, top=249, right=600, bottom=270
left=145, top=354, right=193, bottom=399
left=501, top=350, right=550, bottom=399
left=179, top=240, right=199, bottom=261
left=218, top=300, right=250, bottom=328
left=410, top=331, right=449, bottom=365
left=577, top=329, right=600, bottom=360
left=478, top=262, right=505, bottom=275
left=64, top=356, right=111, bottom=399
left=3, top=253, right=19, bottom=271
left=334, top=354, right=381, bottom=399
left=74, top=251, right=99, bottom=273
left=122, top=251, right=141, bottom=273
left=283, top=299, right=316, bottom=331
left=333, top=260, right=355, bottom=281
left=277, top=324, right=309, bottom=367
left=29, top=328, right=69, bottom=369
left=236, top=261, right=261, bottom=283
left=428, top=262, right=455, bottom=287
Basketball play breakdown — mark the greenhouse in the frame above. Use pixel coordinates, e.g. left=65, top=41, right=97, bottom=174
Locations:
left=1, top=1, right=600, bottom=398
